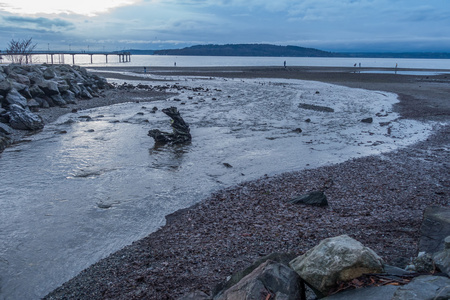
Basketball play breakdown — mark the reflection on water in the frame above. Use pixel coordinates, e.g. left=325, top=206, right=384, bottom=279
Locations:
left=0, top=76, right=433, bottom=299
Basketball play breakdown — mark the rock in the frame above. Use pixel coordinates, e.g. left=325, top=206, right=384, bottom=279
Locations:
left=0, top=133, right=11, bottom=152
left=5, top=88, right=28, bottom=107
left=148, top=107, right=191, bottom=145
left=298, top=103, right=335, bottom=113
left=361, top=117, right=373, bottom=123
left=409, top=252, right=435, bottom=273
left=433, top=236, right=450, bottom=276
left=29, top=85, right=46, bottom=98
left=0, top=122, right=13, bottom=135
left=322, top=285, right=399, bottom=300
left=51, top=94, right=67, bottom=106
left=43, top=67, right=56, bottom=79
left=214, top=260, right=303, bottom=300
left=7, top=104, right=45, bottom=131
left=292, top=128, right=302, bottom=133
left=38, top=80, right=60, bottom=96
left=213, top=253, right=297, bottom=298
left=0, top=80, right=12, bottom=96
left=62, top=90, right=77, bottom=104
left=27, top=99, right=40, bottom=112
left=290, top=191, right=328, bottom=207
left=289, top=235, right=384, bottom=297
left=419, top=206, right=450, bottom=254
left=392, top=275, right=450, bottom=300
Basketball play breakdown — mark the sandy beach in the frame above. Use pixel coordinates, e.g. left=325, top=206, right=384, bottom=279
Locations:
left=34, top=66, right=449, bottom=299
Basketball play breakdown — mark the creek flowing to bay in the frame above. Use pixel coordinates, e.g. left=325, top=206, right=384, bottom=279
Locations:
left=0, top=74, right=433, bottom=299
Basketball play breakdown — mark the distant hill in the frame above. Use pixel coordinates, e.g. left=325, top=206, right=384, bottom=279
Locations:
left=153, top=44, right=336, bottom=57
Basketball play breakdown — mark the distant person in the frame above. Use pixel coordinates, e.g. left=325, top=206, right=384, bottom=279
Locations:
left=359, top=62, right=361, bottom=68
left=174, top=62, right=176, bottom=67
left=144, top=66, right=147, bottom=73
left=284, top=60, right=286, bottom=68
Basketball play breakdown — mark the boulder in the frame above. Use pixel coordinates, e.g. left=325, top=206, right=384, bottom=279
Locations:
left=213, top=253, right=297, bottom=298
left=0, top=122, right=13, bottom=135
left=322, top=285, right=399, bottom=300
left=29, top=84, right=46, bottom=98
left=7, top=104, right=44, bottom=130
left=433, top=236, right=450, bottom=276
left=214, top=260, right=303, bottom=300
left=0, top=80, right=12, bottom=97
left=419, top=206, right=450, bottom=254
left=5, top=88, right=28, bottom=107
left=392, top=275, right=450, bottom=300
left=290, top=191, right=328, bottom=207
left=289, top=235, right=384, bottom=297
left=38, top=80, right=60, bottom=96
left=62, top=90, right=76, bottom=104
left=51, top=94, right=67, bottom=106
left=43, top=67, right=56, bottom=79
left=0, top=133, right=11, bottom=152
left=361, top=117, right=373, bottom=123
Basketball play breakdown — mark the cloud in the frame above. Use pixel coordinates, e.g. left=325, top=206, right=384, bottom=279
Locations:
left=3, top=15, right=74, bottom=30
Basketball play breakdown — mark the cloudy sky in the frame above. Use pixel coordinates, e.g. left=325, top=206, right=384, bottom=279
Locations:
left=0, top=0, right=448, bottom=53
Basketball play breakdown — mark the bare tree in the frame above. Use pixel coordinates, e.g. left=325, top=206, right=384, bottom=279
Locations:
left=6, top=38, right=37, bottom=64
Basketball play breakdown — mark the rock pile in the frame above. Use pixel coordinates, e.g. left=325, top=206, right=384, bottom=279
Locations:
left=0, top=64, right=111, bottom=152
left=181, top=210, right=450, bottom=300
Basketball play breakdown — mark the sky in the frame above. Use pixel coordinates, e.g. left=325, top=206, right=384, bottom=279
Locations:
left=0, top=0, right=449, bottom=53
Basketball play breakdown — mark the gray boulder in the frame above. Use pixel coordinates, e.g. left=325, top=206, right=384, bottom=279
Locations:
left=0, top=80, right=12, bottom=96
left=38, top=80, right=60, bottom=96
left=0, top=133, right=11, bottom=152
left=0, top=122, right=13, bottom=135
left=322, top=285, right=399, bottom=300
left=433, top=236, right=450, bottom=276
left=43, top=67, right=56, bottom=79
left=392, top=275, right=450, bottom=300
left=29, top=84, right=46, bottom=98
left=5, top=88, right=28, bottom=107
left=215, top=260, right=303, bottom=300
left=289, top=235, right=384, bottom=297
left=7, top=104, right=44, bottom=130
left=419, top=206, right=450, bottom=254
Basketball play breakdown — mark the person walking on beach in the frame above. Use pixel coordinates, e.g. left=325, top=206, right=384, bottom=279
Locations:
left=284, top=60, right=286, bottom=68
left=144, top=66, right=147, bottom=74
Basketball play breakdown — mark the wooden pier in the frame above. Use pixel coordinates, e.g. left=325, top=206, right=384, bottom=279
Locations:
left=3, top=50, right=132, bottom=65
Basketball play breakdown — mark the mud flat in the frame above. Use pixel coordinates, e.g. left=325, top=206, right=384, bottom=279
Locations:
left=26, top=66, right=450, bottom=299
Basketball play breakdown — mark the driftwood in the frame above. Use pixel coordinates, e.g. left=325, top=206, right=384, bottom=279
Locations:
left=148, top=107, right=191, bottom=145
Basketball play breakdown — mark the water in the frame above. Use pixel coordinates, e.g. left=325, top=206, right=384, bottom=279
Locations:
left=0, top=74, right=435, bottom=299
left=3, top=54, right=450, bottom=70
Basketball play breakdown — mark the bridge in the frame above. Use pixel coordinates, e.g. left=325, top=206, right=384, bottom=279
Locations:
left=0, top=50, right=132, bottom=65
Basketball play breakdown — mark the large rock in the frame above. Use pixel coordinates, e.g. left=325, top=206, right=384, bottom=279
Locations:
left=0, top=133, right=11, bottom=152
left=5, top=88, right=28, bottom=107
left=213, top=253, right=297, bottom=298
left=7, top=104, right=44, bottom=130
left=322, top=285, right=399, bottom=300
left=215, top=260, right=303, bottom=300
left=433, top=236, right=450, bottom=276
left=419, top=206, right=450, bottom=254
left=290, top=191, right=328, bottom=207
left=392, top=275, right=450, bottom=300
left=38, top=80, right=60, bottom=96
left=289, top=235, right=384, bottom=297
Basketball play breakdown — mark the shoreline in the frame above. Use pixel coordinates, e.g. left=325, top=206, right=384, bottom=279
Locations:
left=19, top=66, right=448, bottom=299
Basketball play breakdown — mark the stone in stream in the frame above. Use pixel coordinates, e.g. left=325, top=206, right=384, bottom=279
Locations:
left=148, top=106, right=191, bottom=145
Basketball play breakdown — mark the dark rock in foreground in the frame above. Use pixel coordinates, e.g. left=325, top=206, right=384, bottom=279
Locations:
left=290, top=191, right=328, bottom=207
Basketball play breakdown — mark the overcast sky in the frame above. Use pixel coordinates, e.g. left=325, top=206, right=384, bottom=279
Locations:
left=0, top=0, right=448, bottom=52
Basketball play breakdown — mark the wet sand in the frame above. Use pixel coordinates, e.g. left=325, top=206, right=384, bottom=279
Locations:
left=41, top=66, right=449, bottom=299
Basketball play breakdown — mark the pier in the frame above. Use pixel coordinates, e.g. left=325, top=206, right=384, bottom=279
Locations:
left=2, top=50, right=132, bottom=65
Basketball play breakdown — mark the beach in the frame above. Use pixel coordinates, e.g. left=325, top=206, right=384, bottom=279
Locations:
left=28, top=66, right=449, bottom=299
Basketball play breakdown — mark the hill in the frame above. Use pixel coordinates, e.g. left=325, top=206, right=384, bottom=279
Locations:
left=153, top=44, right=336, bottom=57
